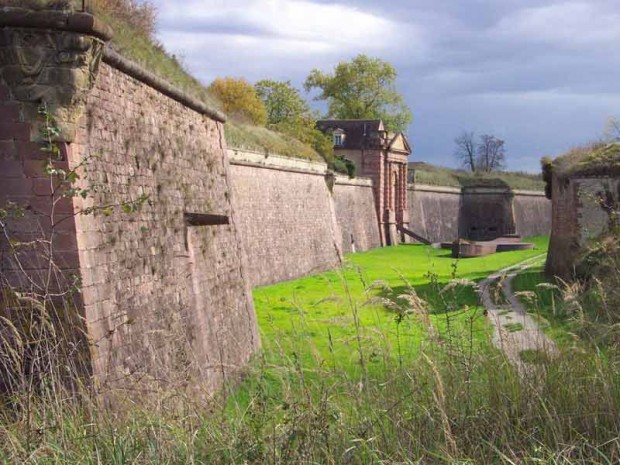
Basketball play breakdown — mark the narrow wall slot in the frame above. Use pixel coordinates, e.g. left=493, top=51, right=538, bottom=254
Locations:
left=184, top=213, right=229, bottom=226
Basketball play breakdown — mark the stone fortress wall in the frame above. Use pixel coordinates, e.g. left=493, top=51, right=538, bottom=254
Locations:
left=408, top=184, right=551, bottom=243
left=75, top=61, right=260, bottom=394
left=0, top=10, right=258, bottom=396
left=227, top=150, right=342, bottom=288
left=333, top=175, right=382, bottom=254
left=0, top=8, right=552, bottom=397
left=407, top=184, right=462, bottom=243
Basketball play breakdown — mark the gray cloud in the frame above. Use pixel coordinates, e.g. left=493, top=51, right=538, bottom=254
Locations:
left=151, top=0, right=620, bottom=171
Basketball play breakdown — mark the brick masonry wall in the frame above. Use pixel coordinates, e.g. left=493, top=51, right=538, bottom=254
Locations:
left=407, top=185, right=461, bottom=243
left=546, top=175, right=580, bottom=278
left=513, top=191, right=551, bottom=237
left=333, top=176, right=381, bottom=254
left=0, top=85, right=82, bottom=289
left=546, top=175, right=620, bottom=279
left=227, top=150, right=342, bottom=287
left=71, top=63, right=258, bottom=394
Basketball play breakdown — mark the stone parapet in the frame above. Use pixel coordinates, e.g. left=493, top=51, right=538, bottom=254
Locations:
left=227, top=148, right=327, bottom=174
left=408, top=183, right=462, bottom=194
left=334, top=175, right=373, bottom=187
left=102, top=49, right=226, bottom=122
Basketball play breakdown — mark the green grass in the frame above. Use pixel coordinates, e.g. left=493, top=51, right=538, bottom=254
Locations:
left=511, top=266, right=576, bottom=346
left=410, top=162, right=545, bottom=191
left=503, top=322, right=524, bottom=333
left=225, top=122, right=322, bottom=161
left=553, top=141, right=620, bottom=178
left=519, top=349, right=551, bottom=364
left=252, top=236, right=549, bottom=379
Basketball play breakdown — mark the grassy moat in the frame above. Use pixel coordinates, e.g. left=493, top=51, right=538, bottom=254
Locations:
left=2, top=237, right=619, bottom=464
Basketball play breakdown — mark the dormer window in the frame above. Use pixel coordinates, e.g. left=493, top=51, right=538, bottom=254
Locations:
left=333, top=129, right=345, bottom=147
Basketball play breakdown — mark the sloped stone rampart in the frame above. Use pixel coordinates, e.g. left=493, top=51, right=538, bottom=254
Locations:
left=334, top=176, right=381, bottom=254
left=71, top=63, right=258, bottom=394
left=227, top=150, right=343, bottom=287
left=407, top=184, right=461, bottom=242
left=513, top=190, right=552, bottom=238
left=0, top=9, right=259, bottom=398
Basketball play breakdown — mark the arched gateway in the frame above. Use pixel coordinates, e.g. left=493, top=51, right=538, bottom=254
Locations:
left=317, top=119, right=412, bottom=246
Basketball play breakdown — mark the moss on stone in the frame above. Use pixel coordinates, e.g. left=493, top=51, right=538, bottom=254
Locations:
left=553, top=142, right=620, bottom=179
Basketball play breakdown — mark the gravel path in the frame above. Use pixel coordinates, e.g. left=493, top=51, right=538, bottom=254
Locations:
left=480, top=255, right=557, bottom=373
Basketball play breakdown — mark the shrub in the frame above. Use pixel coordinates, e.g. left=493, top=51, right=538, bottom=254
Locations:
left=208, top=78, right=268, bottom=126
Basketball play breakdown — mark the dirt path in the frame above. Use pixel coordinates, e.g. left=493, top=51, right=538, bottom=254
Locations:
left=480, top=255, right=557, bottom=373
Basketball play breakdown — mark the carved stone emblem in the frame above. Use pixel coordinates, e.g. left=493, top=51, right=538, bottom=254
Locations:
left=0, top=27, right=105, bottom=141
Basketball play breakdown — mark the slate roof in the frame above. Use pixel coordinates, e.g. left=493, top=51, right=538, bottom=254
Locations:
left=316, top=119, right=411, bottom=155
left=316, top=119, right=385, bottom=150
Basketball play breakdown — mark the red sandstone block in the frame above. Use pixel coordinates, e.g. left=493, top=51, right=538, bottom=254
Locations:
left=51, top=230, right=78, bottom=252
left=0, top=177, right=32, bottom=196
left=16, top=141, right=46, bottom=160
left=0, top=104, right=19, bottom=122
left=23, top=159, right=47, bottom=177
left=0, top=140, right=16, bottom=160
left=28, top=195, right=75, bottom=216
left=0, top=122, right=30, bottom=141
left=0, top=159, right=23, bottom=178
left=33, top=177, right=55, bottom=196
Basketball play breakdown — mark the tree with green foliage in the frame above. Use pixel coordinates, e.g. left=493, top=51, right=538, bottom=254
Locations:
left=255, top=79, right=334, bottom=164
left=208, top=77, right=267, bottom=126
left=304, top=54, right=412, bottom=132
left=255, top=79, right=314, bottom=126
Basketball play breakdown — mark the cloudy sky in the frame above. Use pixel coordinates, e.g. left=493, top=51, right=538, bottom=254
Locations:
left=151, top=0, right=620, bottom=171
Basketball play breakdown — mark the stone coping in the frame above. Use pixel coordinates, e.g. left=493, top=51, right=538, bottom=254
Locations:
left=227, top=149, right=328, bottom=175
left=408, top=184, right=462, bottom=194
left=513, top=189, right=547, bottom=197
left=0, top=7, right=113, bottom=41
left=408, top=183, right=546, bottom=197
left=102, top=49, right=226, bottom=122
left=334, top=175, right=373, bottom=187
left=462, top=186, right=514, bottom=194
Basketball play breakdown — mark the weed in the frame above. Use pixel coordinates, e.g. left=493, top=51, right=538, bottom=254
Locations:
left=503, top=322, right=524, bottom=333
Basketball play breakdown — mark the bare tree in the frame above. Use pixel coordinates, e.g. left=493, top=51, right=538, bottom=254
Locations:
left=454, top=131, right=477, bottom=172
left=604, top=117, right=620, bottom=142
left=477, top=134, right=505, bottom=172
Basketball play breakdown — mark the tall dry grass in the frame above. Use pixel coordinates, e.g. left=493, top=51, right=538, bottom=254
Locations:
left=0, top=262, right=618, bottom=463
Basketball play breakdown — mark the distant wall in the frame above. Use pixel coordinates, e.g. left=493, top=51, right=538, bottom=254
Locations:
left=407, top=184, right=461, bottom=243
left=334, top=176, right=381, bottom=253
left=228, top=150, right=342, bottom=287
left=513, top=190, right=552, bottom=238
left=460, top=187, right=516, bottom=241
left=407, top=184, right=550, bottom=243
